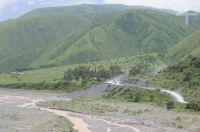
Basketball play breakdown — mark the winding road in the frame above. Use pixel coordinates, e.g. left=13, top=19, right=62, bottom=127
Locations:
left=105, top=76, right=188, bottom=104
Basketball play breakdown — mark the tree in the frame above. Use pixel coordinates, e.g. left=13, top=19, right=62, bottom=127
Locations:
left=166, top=101, right=174, bottom=110
left=150, top=95, right=154, bottom=102
left=109, top=64, right=123, bottom=76
left=134, top=94, right=141, bottom=102
left=129, top=66, right=141, bottom=76
left=78, top=66, right=93, bottom=80
left=186, top=101, right=200, bottom=111
left=64, top=66, right=95, bottom=81
left=97, top=69, right=110, bottom=82
left=64, top=68, right=73, bottom=80
left=183, top=72, right=192, bottom=82
left=73, top=66, right=94, bottom=81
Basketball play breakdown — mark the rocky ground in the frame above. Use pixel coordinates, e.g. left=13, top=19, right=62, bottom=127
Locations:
left=0, top=82, right=200, bottom=132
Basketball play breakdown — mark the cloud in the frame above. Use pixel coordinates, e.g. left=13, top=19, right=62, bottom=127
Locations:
left=1, top=0, right=200, bottom=22
left=1, top=0, right=200, bottom=13
left=12, top=6, right=19, bottom=11
left=27, top=0, right=36, bottom=5
left=0, top=0, right=11, bottom=9
left=103, top=0, right=200, bottom=12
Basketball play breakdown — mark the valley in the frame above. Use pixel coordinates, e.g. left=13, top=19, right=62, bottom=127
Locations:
left=0, top=5, right=199, bottom=72
left=0, top=4, right=200, bottom=132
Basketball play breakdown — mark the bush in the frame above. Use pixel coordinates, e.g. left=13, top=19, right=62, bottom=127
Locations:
left=183, top=72, right=192, bottom=82
left=109, top=64, right=123, bottom=76
left=129, top=66, right=141, bottom=76
left=166, top=101, right=174, bottom=110
left=186, top=101, right=200, bottom=111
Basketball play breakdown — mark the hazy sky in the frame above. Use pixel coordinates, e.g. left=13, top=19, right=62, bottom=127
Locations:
left=0, top=0, right=200, bottom=21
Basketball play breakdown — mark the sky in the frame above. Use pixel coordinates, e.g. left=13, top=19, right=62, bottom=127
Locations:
left=0, top=0, right=200, bottom=22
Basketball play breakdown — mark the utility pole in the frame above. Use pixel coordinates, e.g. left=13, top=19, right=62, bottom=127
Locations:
left=184, top=11, right=197, bottom=25
left=183, top=2, right=197, bottom=25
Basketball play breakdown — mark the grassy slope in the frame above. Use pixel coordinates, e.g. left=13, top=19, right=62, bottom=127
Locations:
left=0, top=5, right=126, bottom=72
left=166, top=31, right=200, bottom=63
left=0, top=53, right=162, bottom=84
left=0, top=16, right=91, bottom=71
left=0, top=5, right=199, bottom=72
left=39, top=10, right=199, bottom=67
left=151, top=28, right=200, bottom=103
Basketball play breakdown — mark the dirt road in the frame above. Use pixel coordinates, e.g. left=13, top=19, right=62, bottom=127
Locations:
left=105, top=77, right=188, bottom=104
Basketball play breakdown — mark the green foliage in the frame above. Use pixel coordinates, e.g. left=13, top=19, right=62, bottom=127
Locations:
left=152, top=55, right=200, bottom=102
left=64, top=65, right=123, bottom=82
left=109, top=64, right=123, bottom=76
left=0, top=80, right=94, bottom=92
left=128, top=54, right=162, bottom=76
left=183, top=72, right=192, bottom=82
left=96, top=68, right=110, bottom=81
left=0, top=5, right=199, bottom=72
left=0, top=53, right=162, bottom=86
left=166, top=101, right=175, bottom=110
left=104, top=88, right=172, bottom=106
left=186, top=101, right=200, bottom=111
left=166, top=31, right=200, bottom=63
left=1, top=64, right=122, bottom=91
left=129, top=66, right=141, bottom=76
left=64, top=68, right=74, bottom=81
left=64, top=66, right=95, bottom=81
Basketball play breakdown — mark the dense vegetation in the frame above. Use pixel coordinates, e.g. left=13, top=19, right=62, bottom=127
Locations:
left=104, top=88, right=172, bottom=107
left=0, top=53, right=161, bottom=90
left=152, top=55, right=200, bottom=111
left=166, top=31, right=200, bottom=63
left=0, top=5, right=199, bottom=72
left=0, top=80, right=94, bottom=92
left=64, top=64, right=122, bottom=82
left=0, top=64, right=123, bottom=91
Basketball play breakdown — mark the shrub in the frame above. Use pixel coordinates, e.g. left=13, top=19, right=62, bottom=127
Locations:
left=166, top=101, right=175, bottom=110
left=186, top=101, right=200, bottom=111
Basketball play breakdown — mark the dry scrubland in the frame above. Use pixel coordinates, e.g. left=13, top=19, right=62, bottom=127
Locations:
left=40, top=97, right=200, bottom=132
left=0, top=106, right=74, bottom=132
left=0, top=88, right=200, bottom=132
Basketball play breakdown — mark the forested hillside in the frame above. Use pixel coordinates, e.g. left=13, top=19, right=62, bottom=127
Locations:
left=167, top=31, right=200, bottom=63
left=152, top=28, right=200, bottom=107
left=0, top=4, right=199, bottom=72
left=152, top=55, right=200, bottom=104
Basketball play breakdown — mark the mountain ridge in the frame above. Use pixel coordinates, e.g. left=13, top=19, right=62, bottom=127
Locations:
left=0, top=4, right=199, bottom=72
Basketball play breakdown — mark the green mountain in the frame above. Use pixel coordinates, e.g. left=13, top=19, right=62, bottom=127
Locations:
left=150, top=16, right=200, bottom=106
left=166, top=31, right=200, bottom=63
left=0, top=5, right=121, bottom=71
left=0, top=4, right=199, bottom=72
left=31, top=9, right=200, bottom=67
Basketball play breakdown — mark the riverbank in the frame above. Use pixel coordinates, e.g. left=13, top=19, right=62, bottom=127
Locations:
left=0, top=80, right=200, bottom=132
